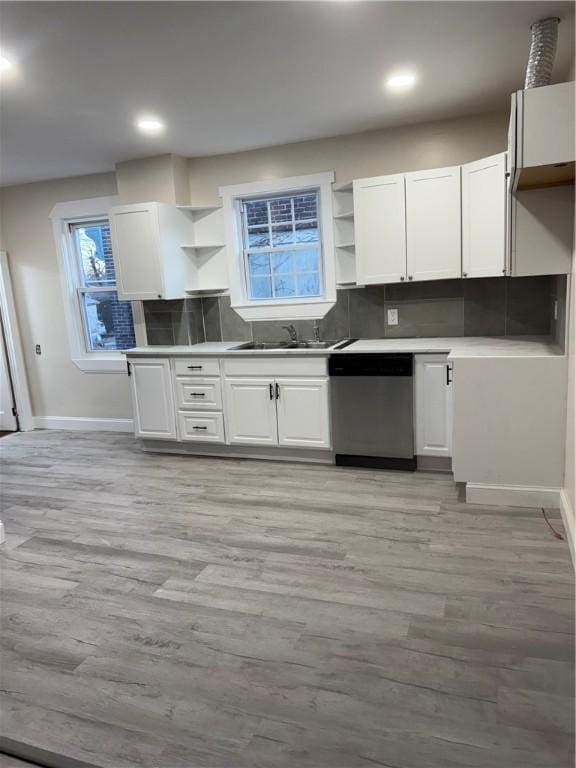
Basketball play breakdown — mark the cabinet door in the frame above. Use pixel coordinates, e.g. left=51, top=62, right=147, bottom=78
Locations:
left=223, top=378, right=278, bottom=446
left=462, top=153, right=506, bottom=278
left=276, top=378, right=331, bottom=449
left=130, top=358, right=176, bottom=440
left=110, top=204, right=164, bottom=300
left=353, top=175, right=406, bottom=284
left=414, top=354, right=452, bottom=457
left=405, top=166, right=461, bottom=281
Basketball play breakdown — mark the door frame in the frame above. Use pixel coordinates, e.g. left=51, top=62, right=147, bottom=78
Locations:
left=0, top=252, right=33, bottom=431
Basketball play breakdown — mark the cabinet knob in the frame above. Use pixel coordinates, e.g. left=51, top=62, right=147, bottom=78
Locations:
left=408, top=275, right=413, bottom=281
left=462, top=273, right=468, bottom=278
left=400, top=276, right=405, bottom=281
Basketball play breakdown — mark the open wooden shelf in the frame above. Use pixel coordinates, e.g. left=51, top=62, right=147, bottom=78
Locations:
left=333, top=182, right=353, bottom=192
left=334, top=211, right=354, bottom=220
left=516, top=161, right=575, bottom=190
left=335, top=242, right=355, bottom=249
left=185, top=286, right=228, bottom=294
left=177, top=205, right=222, bottom=214
left=181, top=244, right=226, bottom=250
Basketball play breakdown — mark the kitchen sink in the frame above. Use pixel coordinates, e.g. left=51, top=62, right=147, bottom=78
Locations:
left=285, top=341, right=335, bottom=349
left=231, top=340, right=338, bottom=351
left=231, top=341, right=290, bottom=350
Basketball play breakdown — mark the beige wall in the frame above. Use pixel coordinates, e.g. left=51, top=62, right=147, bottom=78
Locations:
left=188, top=110, right=508, bottom=204
left=0, top=172, right=133, bottom=420
left=116, top=154, right=190, bottom=205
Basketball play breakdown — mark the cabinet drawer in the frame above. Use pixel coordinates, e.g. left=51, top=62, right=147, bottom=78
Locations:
left=175, top=377, right=222, bottom=410
left=178, top=411, right=225, bottom=442
left=174, top=358, right=220, bottom=377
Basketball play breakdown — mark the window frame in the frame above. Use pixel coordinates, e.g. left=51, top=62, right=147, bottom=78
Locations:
left=221, top=172, right=336, bottom=321
left=240, top=190, right=324, bottom=303
left=50, top=196, right=146, bottom=373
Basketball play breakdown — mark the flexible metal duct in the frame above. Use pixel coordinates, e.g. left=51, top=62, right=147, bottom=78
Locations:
left=524, top=17, right=560, bottom=88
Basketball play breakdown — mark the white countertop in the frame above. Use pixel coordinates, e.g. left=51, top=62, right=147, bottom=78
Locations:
left=126, top=336, right=562, bottom=359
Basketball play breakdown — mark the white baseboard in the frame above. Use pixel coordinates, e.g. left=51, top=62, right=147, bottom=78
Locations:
left=33, top=416, right=134, bottom=433
left=559, top=488, right=575, bottom=567
left=466, top=483, right=561, bottom=509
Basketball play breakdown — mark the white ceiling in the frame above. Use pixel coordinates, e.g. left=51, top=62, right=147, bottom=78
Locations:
left=0, top=1, right=574, bottom=186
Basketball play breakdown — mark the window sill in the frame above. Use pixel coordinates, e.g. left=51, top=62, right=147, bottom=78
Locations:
left=231, top=300, right=335, bottom=322
left=72, top=356, right=128, bottom=374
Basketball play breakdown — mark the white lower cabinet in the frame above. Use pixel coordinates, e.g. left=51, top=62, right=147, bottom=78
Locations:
left=129, top=356, right=331, bottom=452
left=224, top=378, right=278, bottom=446
left=129, top=358, right=176, bottom=440
left=414, top=354, right=453, bottom=458
left=224, top=375, right=331, bottom=449
left=178, top=411, right=225, bottom=442
left=276, top=378, right=331, bottom=449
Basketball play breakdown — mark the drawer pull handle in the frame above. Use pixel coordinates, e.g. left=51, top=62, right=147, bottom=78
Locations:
left=269, top=383, right=274, bottom=400
left=275, top=383, right=280, bottom=400
left=192, top=426, right=208, bottom=430
left=189, top=393, right=206, bottom=397
left=187, top=365, right=203, bottom=370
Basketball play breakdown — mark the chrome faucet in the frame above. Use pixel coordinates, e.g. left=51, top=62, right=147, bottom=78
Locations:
left=313, top=321, right=321, bottom=341
left=282, top=324, right=298, bottom=342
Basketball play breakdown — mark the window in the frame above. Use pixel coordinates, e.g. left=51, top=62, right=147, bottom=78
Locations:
left=221, top=172, right=336, bottom=321
left=51, top=195, right=142, bottom=373
left=69, top=221, right=135, bottom=352
left=242, top=192, right=322, bottom=301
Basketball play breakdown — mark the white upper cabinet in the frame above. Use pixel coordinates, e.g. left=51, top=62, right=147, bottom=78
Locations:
left=130, top=358, right=176, bottom=440
left=110, top=202, right=195, bottom=301
left=405, top=166, right=462, bottom=282
left=353, top=175, right=406, bottom=285
left=275, top=378, right=331, bottom=449
left=224, top=378, right=278, bottom=446
left=111, top=204, right=165, bottom=300
left=462, top=152, right=507, bottom=278
left=511, top=82, right=575, bottom=189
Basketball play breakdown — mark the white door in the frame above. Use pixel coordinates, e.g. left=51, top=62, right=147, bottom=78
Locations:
left=224, top=378, right=278, bottom=446
left=462, top=153, right=507, bottom=278
left=276, top=378, right=331, bottom=449
left=414, top=354, right=452, bottom=457
left=110, top=204, right=164, bottom=300
left=405, top=166, right=461, bottom=282
left=354, top=175, right=407, bottom=284
left=0, top=321, right=16, bottom=431
left=130, top=358, right=176, bottom=439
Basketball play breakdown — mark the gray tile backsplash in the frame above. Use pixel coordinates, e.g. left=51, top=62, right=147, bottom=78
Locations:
left=144, top=276, right=560, bottom=346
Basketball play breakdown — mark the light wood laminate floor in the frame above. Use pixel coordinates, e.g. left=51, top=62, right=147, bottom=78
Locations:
left=0, top=431, right=574, bottom=768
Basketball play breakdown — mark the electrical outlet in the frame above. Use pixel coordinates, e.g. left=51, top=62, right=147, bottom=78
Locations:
left=35, top=344, right=41, bottom=355
left=387, top=308, right=399, bottom=326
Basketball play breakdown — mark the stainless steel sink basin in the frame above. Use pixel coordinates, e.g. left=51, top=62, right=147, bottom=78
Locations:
left=232, top=340, right=338, bottom=351
left=285, top=341, right=335, bottom=349
left=231, top=341, right=290, bottom=350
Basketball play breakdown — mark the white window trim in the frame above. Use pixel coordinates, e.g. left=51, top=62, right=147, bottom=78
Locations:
left=50, top=196, right=143, bottom=373
left=220, top=172, right=336, bottom=321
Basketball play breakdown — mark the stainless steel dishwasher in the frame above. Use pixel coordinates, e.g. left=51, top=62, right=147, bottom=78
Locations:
left=329, top=353, right=416, bottom=470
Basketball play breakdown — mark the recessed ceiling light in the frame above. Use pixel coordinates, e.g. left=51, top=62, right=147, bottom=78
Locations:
left=386, top=72, right=417, bottom=90
left=136, top=116, right=165, bottom=135
left=0, top=55, right=14, bottom=72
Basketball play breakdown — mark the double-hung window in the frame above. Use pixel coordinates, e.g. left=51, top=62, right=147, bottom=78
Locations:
left=69, top=220, right=135, bottom=353
left=221, top=172, right=336, bottom=321
left=241, top=191, right=322, bottom=301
